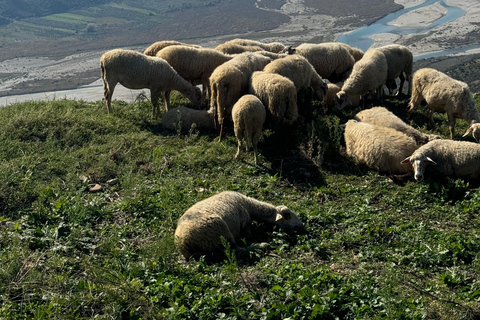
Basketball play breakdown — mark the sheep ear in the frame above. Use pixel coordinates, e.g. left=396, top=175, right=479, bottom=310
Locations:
left=426, top=157, right=437, bottom=165
left=275, top=213, right=283, bottom=222
left=400, top=156, right=411, bottom=164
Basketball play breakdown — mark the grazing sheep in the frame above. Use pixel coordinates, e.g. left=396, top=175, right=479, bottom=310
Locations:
left=174, top=191, right=303, bottom=260
left=232, top=95, right=266, bottom=165
left=143, top=40, right=201, bottom=56
left=161, top=106, right=215, bottom=132
left=376, top=44, right=413, bottom=95
left=286, top=42, right=355, bottom=83
left=336, top=48, right=388, bottom=110
left=263, top=54, right=327, bottom=101
left=221, top=38, right=286, bottom=53
left=100, top=49, right=203, bottom=116
left=343, top=119, right=417, bottom=175
left=401, top=139, right=480, bottom=181
left=338, top=43, right=364, bottom=61
left=215, top=43, right=264, bottom=54
left=354, top=107, right=441, bottom=145
left=156, top=45, right=233, bottom=100
left=252, top=51, right=288, bottom=60
left=209, top=52, right=272, bottom=139
left=249, top=71, right=298, bottom=127
left=407, top=68, right=480, bottom=139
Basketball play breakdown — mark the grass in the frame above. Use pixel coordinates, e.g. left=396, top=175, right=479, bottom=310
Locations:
left=1, top=94, right=480, bottom=319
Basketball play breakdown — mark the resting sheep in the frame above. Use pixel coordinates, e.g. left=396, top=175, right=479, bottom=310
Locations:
left=174, top=190, right=303, bottom=260
left=407, top=68, right=480, bottom=139
left=354, top=107, right=441, bottom=145
left=232, top=95, right=266, bottom=165
left=401, top=139, right=480, bottom=182
left=249, top=71, right=298, bottom=127
left=221, top=38, right=286, bottom=53
left=343, top=119, right=417, bottom=175
left=209, top=52, right=272, bottom=139
left=100, top=49, right=203, bottom=116
left=143, top=40, right=201, bottom=56
left=156, top=45, right=233, bottom=100
left=377, top=44, right=413, bottom=95
left=285, top=42, right=355, bottom=83
left=263, top=54, right=327, bottom=101
left=161, top=106, right=215, bottom=132
left=336, top=48, right=388, bottom=110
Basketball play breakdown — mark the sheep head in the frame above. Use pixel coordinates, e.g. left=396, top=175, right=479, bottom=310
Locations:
left=401, top=155, right=437, bottom=182
left=274, top=206, right=303, bottom=229
left=335, top=90, right=352, bottom=111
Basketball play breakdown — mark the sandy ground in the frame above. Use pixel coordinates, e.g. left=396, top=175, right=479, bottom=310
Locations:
left=1, top=0, right=479, bottom=106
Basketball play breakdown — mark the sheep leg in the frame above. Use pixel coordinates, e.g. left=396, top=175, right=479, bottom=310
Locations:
left=151, top=89, right=162, bottom=118
left=252, top=130, right=261, bottom=165
left=426, top=107, right=435, bottom=128
left=103, top=79, right=116, bottom=113
left=163, top=89, right=172, bottom=111
left=408, top=87, right=422, bottom=112
left=234, top=128, right=244, bottom=159
left=397, top=72, right=406, bottom=96
left=447, top=113, right=456, bottom=139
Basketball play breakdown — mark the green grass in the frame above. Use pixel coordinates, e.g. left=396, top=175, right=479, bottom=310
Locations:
left=1, top=94, right=480, bottom=319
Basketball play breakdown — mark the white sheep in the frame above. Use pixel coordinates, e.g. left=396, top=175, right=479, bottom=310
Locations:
left=232, top=94, right=266, bottom=165
left=401, top=139, right=480, bottom=182
left=376, top=44, right=413, bottom=95
left=143, top=40, right=201, bottom=56
left=215, top=43, right=264, bottom=55
left=209, top=52, right=272, bottom=139
left=263, top=54, right=327, bottom=101
left=324, top=82, right=361, bottom=110
left=354, top=107, right=441, bottom=145
left=286, top=42, right=355, bottom=83
left=249, top=71, right=298, bottom=127
left=343, top=119, right=417, bottom=175
left=407, top=68, right=480, bottom=140
left=338, top=43, right=364, bottom=62
left=174, top=190, right=303, bottom=260
left=161, top=106, right=215, bottom=132
left=155, top=45, right=233, bottom=100
left=221, top=38, right=286, bottom=53
left=336, top=48, right=388, bottom=110
left=100, top=49, right=203, bottom=116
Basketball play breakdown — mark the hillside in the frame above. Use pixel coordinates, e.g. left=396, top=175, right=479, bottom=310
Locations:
left=1, top=94, right=480, bottom=318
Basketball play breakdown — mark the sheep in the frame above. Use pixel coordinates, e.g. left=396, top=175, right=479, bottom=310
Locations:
left=407, top=68, right=480, bottom=140
left=338, top=43, right=364, bottom=61
left=161, top=106, right=215, bottom=132
left=100, top=49, right=203, bottom=116
left=343, top=119, right=417, bottom=175
left=324, top=82, right=361, bottom=110
left=401, top=139, right=480, bottom=182
left=174, top=190, right=303, bottom=260
left=354, top=107, right=441, bottom=145
left=143, top=40, right=201, bottom=56
left=248, top=51, right=288, bottom=60
left=249, top=71, right=298, bottom=127
left=155, top=45, right=233, bottom=100
left=215, top=43, right=265, bottom=55
left=336, top=48, right=388, bottom=110
left=209, top=52, right=272, bottom=139
left=232, top=95, right=266, bottom=165
left=376, top=44, right=413, bottom=95
left=221, top=38, right=286, bottom=53
left=263, top=54, right=327, bottom=101
left=285, top=42, right=355, bottom=83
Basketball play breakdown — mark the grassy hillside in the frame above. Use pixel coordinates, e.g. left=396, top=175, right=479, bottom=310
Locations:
left=1, top=94, right=480, bottom=319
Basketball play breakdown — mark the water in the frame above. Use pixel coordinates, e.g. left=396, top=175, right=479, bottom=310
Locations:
left=337, top=0, right=466, bottom=53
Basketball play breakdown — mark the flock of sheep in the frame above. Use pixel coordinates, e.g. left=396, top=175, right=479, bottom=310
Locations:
left=99, top=38, right=480, bottom=260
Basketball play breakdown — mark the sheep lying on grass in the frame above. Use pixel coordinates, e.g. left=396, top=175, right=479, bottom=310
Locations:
left=263, top=54, right=327, bottom=101
left=401, top=139, right=480, bottom=182
left=161, top=106, right=215, bottom=132
left=174, top=191, right=303, bottom=260
left=336, top=48, right=388, bottom=110
left=408, top=68, right=480, bottom=140
left=377, top=44, right=413, bottom=95
left=286, top=42, right=355, bottom=83
left=143, top=40, right=201, bottom=56
left=344, top=119, right=417, bottom=175
left=100, top=49, right=203, bottom=116
left=232, top=95, right=266, bottom=165
left=156, top=45, right=233, bottom=100
left=209, top=52, right=272, bottom=139
left=354, top=107, right=441, bottom=145
left=249, top=71, right=298, bottom=127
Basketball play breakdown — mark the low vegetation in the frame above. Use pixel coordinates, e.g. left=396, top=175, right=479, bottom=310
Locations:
left=1, top=93, right=480, bottom=319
